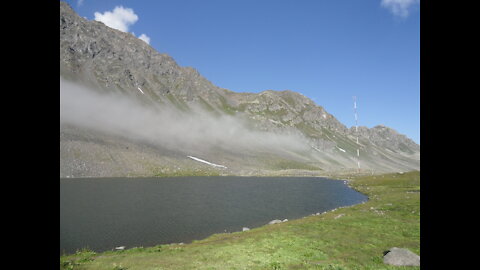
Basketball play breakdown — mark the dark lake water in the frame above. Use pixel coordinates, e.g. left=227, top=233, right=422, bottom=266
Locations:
left=60, top=176, right=367, bottom=254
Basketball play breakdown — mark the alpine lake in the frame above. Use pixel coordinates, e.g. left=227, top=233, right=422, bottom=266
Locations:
left=60, top=176, right=367, bottom=254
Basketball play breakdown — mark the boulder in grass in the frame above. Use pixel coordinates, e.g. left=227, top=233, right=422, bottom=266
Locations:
left=268, top=219, right=282, bottom=225
left=242, top=227, right=250, bottom=231
left=383, top=247, right=420, bottom=266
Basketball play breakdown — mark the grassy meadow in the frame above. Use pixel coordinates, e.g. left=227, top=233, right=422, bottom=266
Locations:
left=60, top=171, right=420, bottom=270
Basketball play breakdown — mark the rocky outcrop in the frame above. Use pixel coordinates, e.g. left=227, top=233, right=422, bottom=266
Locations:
left=383, top=247, right=420, bottom=266
left=353, top=125, right=419, bottom=154
left=60, top=1, right=225, bottom=107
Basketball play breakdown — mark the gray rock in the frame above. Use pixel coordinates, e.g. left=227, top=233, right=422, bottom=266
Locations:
left=268, top=219, right=283, bottom=225
left=383, top=247, right=420, bottom=266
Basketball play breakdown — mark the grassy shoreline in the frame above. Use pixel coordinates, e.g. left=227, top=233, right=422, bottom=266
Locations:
left=61, top=171, right=420, bottom=270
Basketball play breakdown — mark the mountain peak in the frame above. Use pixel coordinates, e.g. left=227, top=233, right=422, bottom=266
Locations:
left=60, top=2, right=419, bottom=177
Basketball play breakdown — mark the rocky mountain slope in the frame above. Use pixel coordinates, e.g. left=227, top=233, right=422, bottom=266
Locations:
left=60, top=2, right=419, bottom=177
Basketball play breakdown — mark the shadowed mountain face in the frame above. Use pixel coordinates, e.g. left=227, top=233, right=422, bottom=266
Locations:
left=60, top=2, right=419, bottom=177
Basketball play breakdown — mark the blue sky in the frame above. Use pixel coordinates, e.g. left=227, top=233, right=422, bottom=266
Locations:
left=65, top=0, right=420, bottom=144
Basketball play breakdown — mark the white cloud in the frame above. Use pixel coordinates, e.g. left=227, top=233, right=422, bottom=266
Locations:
left=94, top=6, right=152, bottom=45
left=94, top=6, right=138, bottom=32
left=77, top=0, right=84, bottom=7
left=381, top=0, right=419, bottom=18
left=138, top=34, right=151, bottom=44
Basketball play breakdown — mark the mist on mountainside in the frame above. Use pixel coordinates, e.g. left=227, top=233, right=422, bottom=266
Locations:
left=60, top=77, right=311, bottom=156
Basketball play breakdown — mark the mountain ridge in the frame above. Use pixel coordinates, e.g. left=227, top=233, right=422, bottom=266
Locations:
left=60, top=1, right=419, bottom=177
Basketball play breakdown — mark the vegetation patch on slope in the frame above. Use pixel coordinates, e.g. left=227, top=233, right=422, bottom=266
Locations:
left=266, top=159, right=323, bottom=171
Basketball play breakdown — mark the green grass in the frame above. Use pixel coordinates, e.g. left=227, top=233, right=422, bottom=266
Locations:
left=152, top=168, right=221, bottom=177
left=266, top=159, right=323, bottom=171
left=397, top=143, right=415, bottom=155
left=295, top=122, right=322, bottom=138
left=145, top=163, right=222, bottom=177
left=60, top=171, right=420, bottom=270
left=281, top=95, right=297, bottom=108
left=218, top=95, right=237, bottom=115
left=165, top=93, right=190, bottom=112
left=197, top=97, right=218, bottom=114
